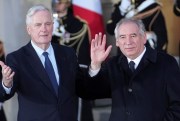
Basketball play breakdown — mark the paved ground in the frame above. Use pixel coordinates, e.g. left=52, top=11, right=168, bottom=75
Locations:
left=4, top=95, right=112, bottom=121
left=92, top=99, right=111, bottom=121
left=93, top=106, right=111, bottom=121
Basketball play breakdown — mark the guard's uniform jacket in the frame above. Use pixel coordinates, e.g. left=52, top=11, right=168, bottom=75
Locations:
left=107, top=0, right=168, bottom=52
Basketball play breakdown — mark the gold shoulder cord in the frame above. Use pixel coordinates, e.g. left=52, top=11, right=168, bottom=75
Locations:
left=133, top=6, right=167, bottom=50
left=133, top=6, right=161, bottom=21
left=59, top=24, right=88, bottom=56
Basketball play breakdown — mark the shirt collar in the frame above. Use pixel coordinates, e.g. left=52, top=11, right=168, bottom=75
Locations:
left=127, top=47, right=146, bottom=69
left=31, top=40, right=53, bottom=57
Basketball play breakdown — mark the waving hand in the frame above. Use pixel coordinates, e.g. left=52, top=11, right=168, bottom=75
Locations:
left=90, top=33, right=112, bottom=70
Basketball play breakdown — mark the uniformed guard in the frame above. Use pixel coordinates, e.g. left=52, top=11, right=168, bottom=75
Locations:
left=51, top=0, right=94, bottom=121
left=107, top=0, right=168, bottom=53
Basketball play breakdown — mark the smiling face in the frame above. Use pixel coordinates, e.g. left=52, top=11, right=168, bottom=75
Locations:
left=26, top=10, right=53, bottom=50
left=116, top=22, right=147, bottom=60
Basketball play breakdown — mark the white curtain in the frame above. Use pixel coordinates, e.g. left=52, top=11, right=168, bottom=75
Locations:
left=0, top=1, right=51, bottom=121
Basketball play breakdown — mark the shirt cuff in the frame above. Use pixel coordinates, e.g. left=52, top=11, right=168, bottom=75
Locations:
left=2, top=81, right=12, bottom=94
left=89, top=66, right=100, bottom=77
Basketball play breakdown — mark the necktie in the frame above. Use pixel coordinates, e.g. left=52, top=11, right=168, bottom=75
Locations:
left=43, top=52, right=58, bottom=96
left=129, top=61, right=135, bottom=73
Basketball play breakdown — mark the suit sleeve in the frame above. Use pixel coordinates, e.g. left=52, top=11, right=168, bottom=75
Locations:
left=0, top=53, right=18, bottom=102
left=76, top=63, right=111, bottom=100
left=164, top=56, right=180, bottom=120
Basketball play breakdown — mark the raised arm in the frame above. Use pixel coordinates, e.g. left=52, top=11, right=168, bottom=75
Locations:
left=90, top=33, right=112, bottom=70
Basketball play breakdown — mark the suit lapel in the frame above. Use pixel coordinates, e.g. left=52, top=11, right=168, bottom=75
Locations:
left=118, top=47, right=157, bottom=78
left=53, top=44, right=75, bottom=104
left=118, top=55, right=131, bottom=75
left=118, top=55, right=132, bottom=86
left=134, top=47, right=157, bottom=75
left=25, top=43, right=57, bottom=97
left=52, top=44, right=70, bottom=102
left=53, top=44, right=66, bottom=87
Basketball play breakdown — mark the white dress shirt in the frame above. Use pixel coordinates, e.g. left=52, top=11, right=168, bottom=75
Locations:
left=127, top=47, right=146, bottom=69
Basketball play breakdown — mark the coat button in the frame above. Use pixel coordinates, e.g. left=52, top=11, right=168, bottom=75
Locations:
left=126, top=111, right=131, bottom=115
left=128, top=88, right=132, bottom=92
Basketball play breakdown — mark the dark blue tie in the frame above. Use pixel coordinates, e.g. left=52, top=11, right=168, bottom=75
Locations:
left=43, top=52, right=58, bottom=96
left=129, top=61, right=135, bottom=73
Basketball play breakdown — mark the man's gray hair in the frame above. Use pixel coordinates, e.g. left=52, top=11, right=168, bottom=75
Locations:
left=26, top=4, right=53, bottom=25
left=114, top=18, right=146, bottom=39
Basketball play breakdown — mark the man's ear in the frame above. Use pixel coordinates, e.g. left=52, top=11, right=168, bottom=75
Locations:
left=26, top=26, right=31, bottom=35
left=115, top=40, right=119, bottom=47
left=143, top=34, right=147, bottom=44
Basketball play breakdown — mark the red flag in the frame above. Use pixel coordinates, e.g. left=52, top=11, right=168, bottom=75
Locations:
left=72, top=0, right=105, bottom=40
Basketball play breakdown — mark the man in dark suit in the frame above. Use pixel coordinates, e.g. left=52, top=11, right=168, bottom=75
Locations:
left=0, top=5, right=80, bottom=121
left=76, top=18, right=180, bottom=121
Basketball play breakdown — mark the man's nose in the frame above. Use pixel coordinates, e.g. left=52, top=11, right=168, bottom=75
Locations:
left=126, top=36, right=133, bottom=44
left=41, top=24, right=47, bottom=31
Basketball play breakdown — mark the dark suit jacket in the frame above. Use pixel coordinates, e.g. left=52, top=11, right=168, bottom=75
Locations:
left=0, top=42, right=79, bottom=121
left=77, top=47, right=180, bottom=121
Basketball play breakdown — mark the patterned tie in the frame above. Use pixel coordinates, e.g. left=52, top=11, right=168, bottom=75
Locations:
left=43, top=52, right=58, bottom=96
left=129, top=61, right=135, bottom=73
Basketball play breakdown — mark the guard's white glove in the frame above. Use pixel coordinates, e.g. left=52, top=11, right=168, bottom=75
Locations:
left=125, top=9, right=137, bottom=18
left=119, top=0, right=131, bottom=15
left=52, top=17, right=70, bottom=44
left=146, top=31, right=157, bottom=49
left=52, top=17, right=65, bottom=37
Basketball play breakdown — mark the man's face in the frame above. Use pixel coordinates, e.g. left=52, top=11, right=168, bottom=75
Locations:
left=27, top=10, right=53, bottom=46
left=55, top=2, right=69, bottom=18
left=116, top=22, right=146, bottom=59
